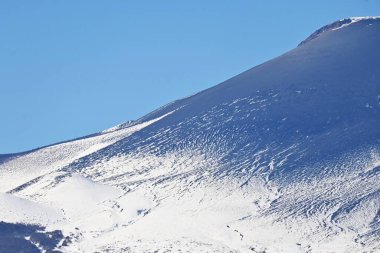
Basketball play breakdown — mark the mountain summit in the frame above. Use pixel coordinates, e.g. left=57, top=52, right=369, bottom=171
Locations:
left=1, top=17, right=380, bottom=253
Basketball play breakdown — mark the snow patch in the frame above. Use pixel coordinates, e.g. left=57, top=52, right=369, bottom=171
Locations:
left=299, top=16, right=380, bottom=46
left=0, top=193, right=63, bottom=226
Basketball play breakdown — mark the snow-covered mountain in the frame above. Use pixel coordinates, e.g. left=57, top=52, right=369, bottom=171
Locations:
left=1, top=17, right=380, bottom=253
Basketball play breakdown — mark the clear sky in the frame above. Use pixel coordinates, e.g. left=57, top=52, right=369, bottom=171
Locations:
left=0, top=0, right=379, bottom=154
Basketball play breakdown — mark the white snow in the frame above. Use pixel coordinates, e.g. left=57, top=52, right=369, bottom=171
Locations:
left=0, top=193, right=63, bottom=226
left=0, top=110, right=175, bottom=193
left=332, top=16, right=380, bottom=30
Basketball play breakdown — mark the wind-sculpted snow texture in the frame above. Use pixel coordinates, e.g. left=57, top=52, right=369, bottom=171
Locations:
left=1, top=17, right=380, bottom=253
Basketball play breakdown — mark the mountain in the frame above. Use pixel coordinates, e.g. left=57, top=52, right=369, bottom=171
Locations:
left=1, top=17, right=380, bottom=253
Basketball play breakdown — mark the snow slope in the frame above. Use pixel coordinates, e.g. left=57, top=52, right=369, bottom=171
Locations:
left=1, top=17, right=380, bottom=253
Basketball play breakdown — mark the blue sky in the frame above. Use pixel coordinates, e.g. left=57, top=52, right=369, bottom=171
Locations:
left=0, top=0, right=379, bottom=154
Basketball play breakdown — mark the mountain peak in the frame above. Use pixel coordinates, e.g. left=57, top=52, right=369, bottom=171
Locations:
left=1, top=15, right=380, bottom=253
left=298, top=16, right=380, bottom=46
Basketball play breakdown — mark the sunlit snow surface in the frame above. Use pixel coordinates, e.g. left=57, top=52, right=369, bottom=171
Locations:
left=1, top=17, right=380, bottom=253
